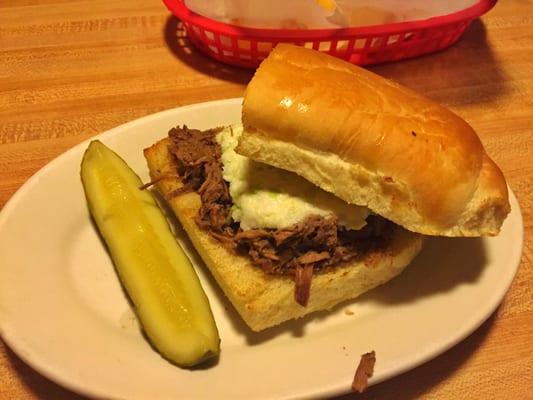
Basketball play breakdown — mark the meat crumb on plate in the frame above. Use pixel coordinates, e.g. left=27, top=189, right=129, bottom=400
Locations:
left=352, top=351, right=376, bottom=393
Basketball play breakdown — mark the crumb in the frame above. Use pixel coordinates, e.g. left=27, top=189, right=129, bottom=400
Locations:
left=351, top=351, right=376, bottom=393
left=344, top=309, right=354, bottom=316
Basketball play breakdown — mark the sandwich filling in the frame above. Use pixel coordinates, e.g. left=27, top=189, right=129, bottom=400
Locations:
left=217, top=125, right=370, bottom=230
left=167, top=125, right=393, bottom=306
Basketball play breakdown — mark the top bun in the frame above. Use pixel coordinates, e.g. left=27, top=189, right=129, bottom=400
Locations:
left=238, top=44, right=510, bottom=236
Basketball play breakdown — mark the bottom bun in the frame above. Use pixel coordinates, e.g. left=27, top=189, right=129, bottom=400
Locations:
left=144, top=138, right=423, bottom=331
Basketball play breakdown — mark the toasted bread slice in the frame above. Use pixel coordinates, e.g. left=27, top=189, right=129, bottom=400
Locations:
left=144, top=138, right=422, bottom=331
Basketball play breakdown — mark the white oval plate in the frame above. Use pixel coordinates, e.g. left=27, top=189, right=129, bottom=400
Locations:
left=0, top=99, right=523, bottom=400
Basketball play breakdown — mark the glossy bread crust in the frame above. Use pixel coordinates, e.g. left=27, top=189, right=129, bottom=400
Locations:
left=240, top=44, right=510, bottom=236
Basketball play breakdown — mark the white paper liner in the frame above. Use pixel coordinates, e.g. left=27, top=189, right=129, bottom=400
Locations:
left=185, top=0, right=479, bottom=29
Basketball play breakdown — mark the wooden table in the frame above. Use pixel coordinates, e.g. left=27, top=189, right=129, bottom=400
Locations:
left=1, top=1, right=531, bottom=399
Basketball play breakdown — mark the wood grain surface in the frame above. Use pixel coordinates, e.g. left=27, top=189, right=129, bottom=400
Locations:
left=1, top=1, right=531, bottom=399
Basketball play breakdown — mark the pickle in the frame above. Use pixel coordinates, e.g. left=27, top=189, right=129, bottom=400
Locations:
left=80, top=140, right=220, bottom=367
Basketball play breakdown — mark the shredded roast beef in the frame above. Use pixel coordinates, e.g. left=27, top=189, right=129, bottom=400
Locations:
left=168, top=126, right=236, bottom=236
left=352, top=351, right=376, bottom=393
left=167, top=126, right=392, bottom=306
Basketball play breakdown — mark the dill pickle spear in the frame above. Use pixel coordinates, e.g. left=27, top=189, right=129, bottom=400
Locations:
left=80, top=140, right=219, bottom=367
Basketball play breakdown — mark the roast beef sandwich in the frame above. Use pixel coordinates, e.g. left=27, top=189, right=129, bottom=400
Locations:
left=143, top=44, right=510, bottom=331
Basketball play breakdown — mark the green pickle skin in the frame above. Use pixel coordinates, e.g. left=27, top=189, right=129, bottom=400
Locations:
left=80, top=140, right=220, bottom=367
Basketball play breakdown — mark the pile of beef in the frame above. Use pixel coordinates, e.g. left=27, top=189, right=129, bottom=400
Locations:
left=168, top=126, right=391, bottom=306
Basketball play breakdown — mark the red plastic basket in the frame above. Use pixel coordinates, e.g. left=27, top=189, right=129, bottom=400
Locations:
left=163, top=0, right=497, bottom=68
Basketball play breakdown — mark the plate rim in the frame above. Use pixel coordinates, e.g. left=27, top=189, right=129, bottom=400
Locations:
left=0, top=98, right=524, bottom=400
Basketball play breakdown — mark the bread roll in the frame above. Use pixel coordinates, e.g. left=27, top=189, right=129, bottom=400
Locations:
left=239, top=44, right=510, bottom=237
left=144, top=138, right=422, bottom=331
